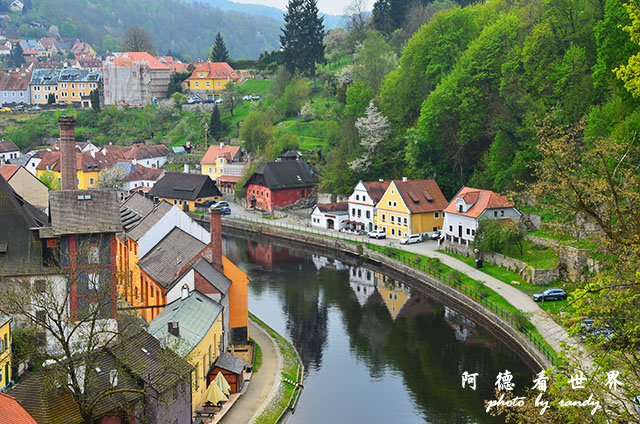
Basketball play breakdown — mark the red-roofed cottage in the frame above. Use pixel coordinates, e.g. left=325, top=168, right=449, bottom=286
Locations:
left=441, top=186, right=521, bottom=245
left=200, top=142, right=245, bottom=181
left=348, top=179, right=391, bottom=232
left=185, top=62, right=241, bottom=100
left=0, top=392, right=38, bottom=424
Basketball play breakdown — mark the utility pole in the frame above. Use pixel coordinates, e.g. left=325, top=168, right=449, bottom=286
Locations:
left=204, top=122, right=209, bottom=149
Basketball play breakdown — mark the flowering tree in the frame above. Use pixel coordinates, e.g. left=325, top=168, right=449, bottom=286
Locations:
left=349, top=100, right=390, bottom=173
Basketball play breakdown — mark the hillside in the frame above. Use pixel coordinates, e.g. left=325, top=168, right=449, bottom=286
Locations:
left=12, top=0, right=282, bottom=59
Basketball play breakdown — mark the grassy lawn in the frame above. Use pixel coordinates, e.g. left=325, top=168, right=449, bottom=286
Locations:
left=529, top=227, right=573, bottom=242
left=250, top=312, right=302, bottom=424
left=252, top=338, right=262, bottom=373
left=275, top=119, right=328, bottom=151
left=518, top=205, right=573, bottom=224
left=502, top=240, right=559, bottom=269
left=238, top=78, right=274, bottom=95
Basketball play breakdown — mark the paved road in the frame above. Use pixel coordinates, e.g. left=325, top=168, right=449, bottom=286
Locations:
left=220, top=320, right=281, bottom=424
left=225, top=203, right=584, bottom=360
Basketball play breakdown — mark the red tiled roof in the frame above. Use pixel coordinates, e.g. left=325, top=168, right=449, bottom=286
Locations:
left=0, top=164, right=20, bottom=180
left=125, top=163, right=165, bottom=182
left=443, top=186, right=515, bottom=218
left=0, top=392, right=38, bottom=424
left=186, top=62, right=239, bottom=81
left=362, top=180, right=392, bottom=204
left=36, top=150, right=125, bottom=172
left=112, top=52, right=170, bottom=70
left=200, top=144, right=241, bottom=164
left=391, top=179, right=448, bottom=214
left=0, top=71, right=31, bottom=90
left=22, top=49, right=38, bottom=55
left=217, top=175, right=242, bottom=183
left=101, top=144, right=169, bottom=161
left=317, top=202, right=348, bottom=213
left=0, top=140, right=20, bottom=153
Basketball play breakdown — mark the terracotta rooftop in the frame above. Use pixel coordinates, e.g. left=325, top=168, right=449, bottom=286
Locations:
left=0, top=71, right=31, bottom=91
left=0, top=392, right=38, bottom=424
left=200, top=144, right=241, bottom=164
left=390, top=179, right=448, bottom=214
left=0, top=164, right=20, bottom=180
left=362, top=180, right=392, bottom=204
left=186, top=61, right=239, bottom=80
left=112, top=52, right=170, bottom=70
left=443, top=186, right=515, bottom=218
left=36, top=150, right=125, bottom=172
left=316, top=202, right=348, bottom=213
left=0, top=139, right=20, bottom=153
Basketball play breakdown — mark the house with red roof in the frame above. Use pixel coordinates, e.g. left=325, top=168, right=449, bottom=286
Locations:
left=185, top=61, right=240, bottom=100
left=0, top=70, right=31, bottom=107
left=0, top=139, right=20, bottom=162
left=0, top=392, right=37, bottom=424
left=104, top=52, right=171, bottom=105
left=441, top=186, right=521, bottom=245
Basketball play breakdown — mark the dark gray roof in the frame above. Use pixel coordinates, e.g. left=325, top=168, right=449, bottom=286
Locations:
left=49, top=189, right=121, bottom=235
left=127, top=202, right=172, bottom=241
left=0, top=139, right=19, bottom=153
left=29, top=68, right=58, bottom=85
left=148, top=172, right=222, bottom=201
left=0, top=174, right=47, bottom=228
left=138, top=227, right=205, bottom=288
left=214, top=353, right=246, bottom=374
left=119, top=193, right=173, bottom=239
left=247, top=160, right=314, bottom=190
left=166, top=257, right=231, bottom=295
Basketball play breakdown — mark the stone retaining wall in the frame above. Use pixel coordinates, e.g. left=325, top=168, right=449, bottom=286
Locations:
left=216, top=217, right=552, bottom=371
left=440, top=241, right=559, bottom=285
left=526, top=235, right=602, bottom=281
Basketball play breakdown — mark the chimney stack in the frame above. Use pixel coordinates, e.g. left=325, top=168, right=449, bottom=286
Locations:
left=59, top=116, right=77, bottom=190
left=181, top=284, right=189, bottom=300
left=209, top=207, right=223, bottom=272
left=219, top=142, right=224, bottom=149
left=402, top=176, right=407, bottom=182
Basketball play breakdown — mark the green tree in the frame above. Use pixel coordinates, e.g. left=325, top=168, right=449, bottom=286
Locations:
left=39, top=171, right=60, bottom=190
left=101, top=34, right=121, bottom=53
left=8, top=44, right=25, bottom=68
left=351, top=30, right=396, bottom=94
left=209, top=104, right=224, bottom=140
left=60, top=17, right=77, bottom=38
left=90, top=90, right=101, bottom=114
left=221, top=81, right=241, bottom=117
left=47, top=93, right=56, bottom=104
left=279, top=75, right=311, bottom=117
left=239, top=110, right=274, bottom=151
left=96, top=166, right=126, bottom=189
left=209, top=32, right=230, bottom=62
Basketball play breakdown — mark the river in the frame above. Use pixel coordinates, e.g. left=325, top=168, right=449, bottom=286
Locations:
left=223, top=235, right=533, bottom=424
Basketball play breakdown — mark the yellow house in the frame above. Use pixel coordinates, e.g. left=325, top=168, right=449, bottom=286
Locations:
left=29, top=69, right=59, bottom=104
left=185, top=62, right=241, bottom=98
left=0, top=312, right=12, bottom=391
left=57, top=68, right=101, bottom=104
left=149, top=172, right=222, bottom=212
left=148, top=290, right=224, bottom=412
left=200, top=144, right=243, bottom=181
left=375, top=178, right=448, bottom=239
left=377, top=278, right=411, bottom=320
left=35, top=150, right=118, bottom=190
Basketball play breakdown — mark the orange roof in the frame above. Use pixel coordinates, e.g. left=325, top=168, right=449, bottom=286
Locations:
left=200, top=144, right=241, bottom=165
left=443, top=186, right=515, bottom=218
left=186, top=61, right=239, bottom=81
left=362, top=180, right=392, bottom=204
left=0, top=164, right=20, bottom=180
left=217, top=175, right=242, bottom=183
left=112, top=52, right=170, bottom=70
left=0, top=393, right=38, bottom=424
left=22, top=49, right=38, bottom=55
left=36, top=150, right=126, bottom=172
left=390, top=179, right=448, bottom=214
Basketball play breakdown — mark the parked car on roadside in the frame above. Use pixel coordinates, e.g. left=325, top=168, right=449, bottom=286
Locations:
left=430, top=230, right=442, bottom=240
left=367, top=229, right=386, bottom=239
left=0, top=107, right=11, bottom=112
left=532, top=288, right=567, bottom=302
left=220, top=206, right=231, bottom=215
left=399, top=234, right=423, bottom=245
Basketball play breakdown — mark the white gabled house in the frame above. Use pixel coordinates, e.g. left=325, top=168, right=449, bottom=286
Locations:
left=347, top=179, right=391, bottom=232
left=311, top=202, right=349, bottom=230
left=441, top=187, right=521, bottom=246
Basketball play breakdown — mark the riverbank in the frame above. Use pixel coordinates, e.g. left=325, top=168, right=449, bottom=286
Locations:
left=191, top=211, right=583, bottom=370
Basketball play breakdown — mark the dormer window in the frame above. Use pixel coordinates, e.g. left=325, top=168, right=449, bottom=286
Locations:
left=458, top=205, right=463, bottom=213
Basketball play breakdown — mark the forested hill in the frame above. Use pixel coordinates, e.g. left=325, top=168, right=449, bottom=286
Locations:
left=21, top=0, right=282, bottom=59
left=324, top=0, right=640, bottom=197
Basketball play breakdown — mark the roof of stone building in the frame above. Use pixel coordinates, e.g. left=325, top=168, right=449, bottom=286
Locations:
left=49, top=189, right=121, bottom=235
left=149, top=172, right=222, bottom=201
left=166, top=257, right=231, bottom=296
left=138, top=227, right=206, bottom=288
left=246, top=160, right=314, bottom=190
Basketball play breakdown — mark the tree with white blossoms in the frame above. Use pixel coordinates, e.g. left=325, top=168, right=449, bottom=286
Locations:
left=97, top=165, right=127, bottom=190
left=350, top=100, right=390, bottom=173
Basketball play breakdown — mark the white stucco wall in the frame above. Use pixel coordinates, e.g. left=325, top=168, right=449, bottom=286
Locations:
left=310, top=207, right=349, bottom=230
left=347, top=181, right=377, bottom=231
left=442, top=207, right=522, bottom=241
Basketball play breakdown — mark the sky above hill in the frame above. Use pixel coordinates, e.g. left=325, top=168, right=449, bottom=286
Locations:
left=231, top=0, right=371, bottom=16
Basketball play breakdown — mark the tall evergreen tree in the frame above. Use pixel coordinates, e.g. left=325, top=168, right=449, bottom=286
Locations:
left=209, top=32, right=230, bottom=62
left=90, top=89, right=101, bottom=114
left=280, top=0, right=324, bottom=85
left=8, top=44, right=25, bottom=68
left=209, top=104, right=224, bottom=140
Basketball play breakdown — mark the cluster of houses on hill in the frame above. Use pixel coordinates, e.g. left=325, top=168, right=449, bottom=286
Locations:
left=0, top=117, right=252, bottom=423
left=312, top=178, right=521, bottom=245
left=0, top=35, right=244, bottom=107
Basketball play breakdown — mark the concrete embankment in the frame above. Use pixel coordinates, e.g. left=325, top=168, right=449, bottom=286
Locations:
left=193, top=214, right=553, bottom=371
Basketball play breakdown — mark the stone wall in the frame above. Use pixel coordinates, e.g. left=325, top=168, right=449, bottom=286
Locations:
left=216, top=218, right=552, bottom=371
left=526, top=235, right=602, bottom=282
left=440, top=241, right=559, bottom=285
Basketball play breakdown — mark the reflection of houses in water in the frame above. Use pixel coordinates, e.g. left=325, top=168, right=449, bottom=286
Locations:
left=246, top=240, right=299, bottom=267
left=375, top=272, right=411, bottom=320
left=349, top=266, right=377, bottom=306
left=312, top=254, right=349, bottom=272
left=444, top=306, right=481, bottom=343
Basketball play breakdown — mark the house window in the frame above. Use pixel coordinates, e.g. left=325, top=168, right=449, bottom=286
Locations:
left=404, top=217, right=407, bottom=225
left=459, top=205, right=463, bottom=213
left=173, top=199, right=177, bottom=204
left=366, top=211, right=370, bottom=219
left=391, top=228, right=395, bottom=236
left=266, top=192, right=269, bottom=198
left=399, top=230, right=402, bottom=237
left=391, top=215, right=395, bottom=223
left=381, top=214, right=386, bottom=222
left=88, top=244, right=99, bottom=263
left=393, top=201, right=397, bottom=207
left=388, top=201, right=392, bottom=207
left=89, top=177, right=94, bottom=185
left=209, top=167, right=212, bottom=173
left=449, top=225, right=453, bottom=232
left=391, top=189, right=395, bottom=194
left=71, top=83, right=75, bottom=89
left=500, top=210, right=505, bottom=216
left=352, top=208, right=355, bottom=215
left=472, top=229, right=476, bottom=236
left=195, top=82, right=199, bottom=88
left=466, top=228, right=470, bottom=235
left=357, top=209, right=361, bottom=217
left=88, top=272, right=100, bottom=292
left=434, top=212, right=439, bottom=219
left=494, top=211, right=498, bottom=217
left=356, top=195, right=359, bottom=201
left=206, top=82, right=210, bottom=88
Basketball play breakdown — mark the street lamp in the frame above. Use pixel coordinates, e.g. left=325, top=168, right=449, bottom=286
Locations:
left=204, top=122, right=209, bottom=149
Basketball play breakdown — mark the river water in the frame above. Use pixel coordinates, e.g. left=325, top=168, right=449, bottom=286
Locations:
left=224, top=236, right=533, bottom=424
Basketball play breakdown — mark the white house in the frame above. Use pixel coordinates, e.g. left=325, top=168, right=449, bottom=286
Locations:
left=310, top=202, right=349, bottom=230
left=441, top=187, right=521, bottom=246
left=349, top=266, right=377, bottom=306
left=347, top=180, right=390, bottom=232
left=0, top=139, right=20, bottom=162
left=9, top=0, right=24, bottom=12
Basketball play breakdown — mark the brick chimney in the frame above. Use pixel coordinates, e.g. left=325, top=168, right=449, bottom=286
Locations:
left=59, top=116, right=77, bottom=190
left=209, top=207, right=222, bottom=272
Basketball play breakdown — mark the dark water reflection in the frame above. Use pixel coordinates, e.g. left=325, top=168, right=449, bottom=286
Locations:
left=223, top=236, right=533, bottom=424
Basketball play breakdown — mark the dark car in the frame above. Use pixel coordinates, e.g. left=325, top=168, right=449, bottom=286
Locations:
left=532, top=288, right=567, bottom=302
left=203, top=99, right=214, bottom=104
left=220, top=206, right=231, bottom=215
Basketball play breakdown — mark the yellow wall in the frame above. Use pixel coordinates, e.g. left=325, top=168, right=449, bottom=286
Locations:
left=159, top=195, right=220, bottom=212
left=189, top=313, right=223, bottom=411
left=57, top=81, right=99, bottom=102
left=36, top=169, right=100, bottom=190
left=0, top=319, right=12, bottom=390
left=410, top=211, right=443, bottom=235
left=188, top=78, right=233, bottom=92
left=377, top=281, right=410, bottom=320
left=376, top=182, right=411, bottom=239
left=30, top=84, right=58, bottom=104
left=201, top=157, right=227, bottom=180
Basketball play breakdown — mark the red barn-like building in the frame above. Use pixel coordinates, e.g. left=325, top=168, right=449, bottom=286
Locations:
left=245, top=161, right=314, bottom=211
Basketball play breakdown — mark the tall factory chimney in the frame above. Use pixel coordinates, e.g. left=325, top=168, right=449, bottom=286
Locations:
left=58, top=116, right=77, bottom=190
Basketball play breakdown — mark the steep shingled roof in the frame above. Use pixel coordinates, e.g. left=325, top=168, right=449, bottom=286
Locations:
left=0, top=392, right=39, bottom=424
left=186, top=61, right=239, bottom=80
left=246, top=160, right=314, bottom=190
left=36, top=150, right=124, bottom=173
left=443, top=186, right=516, bottom=218
left=214, top=353, right=246, bottom=374
left=0, top=164, right=20, bottom=181
left=0, top=71, right=31, bottom=91
left=101, top=144, right=169, bottom=161
left=49, top=189, right=121, bottom=235
left=200, top=144, right=241, bottom=165
left=361, top=180, right=391, bottom=204
left=112, top=52, right=170, bottom=70
left=391, top=179, right=448, bottom=214
left=316, top=202, right=348, bottom=213
left=149, top=172, right=222, bottom=201
left=0, top=140, right=20, bottom=154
